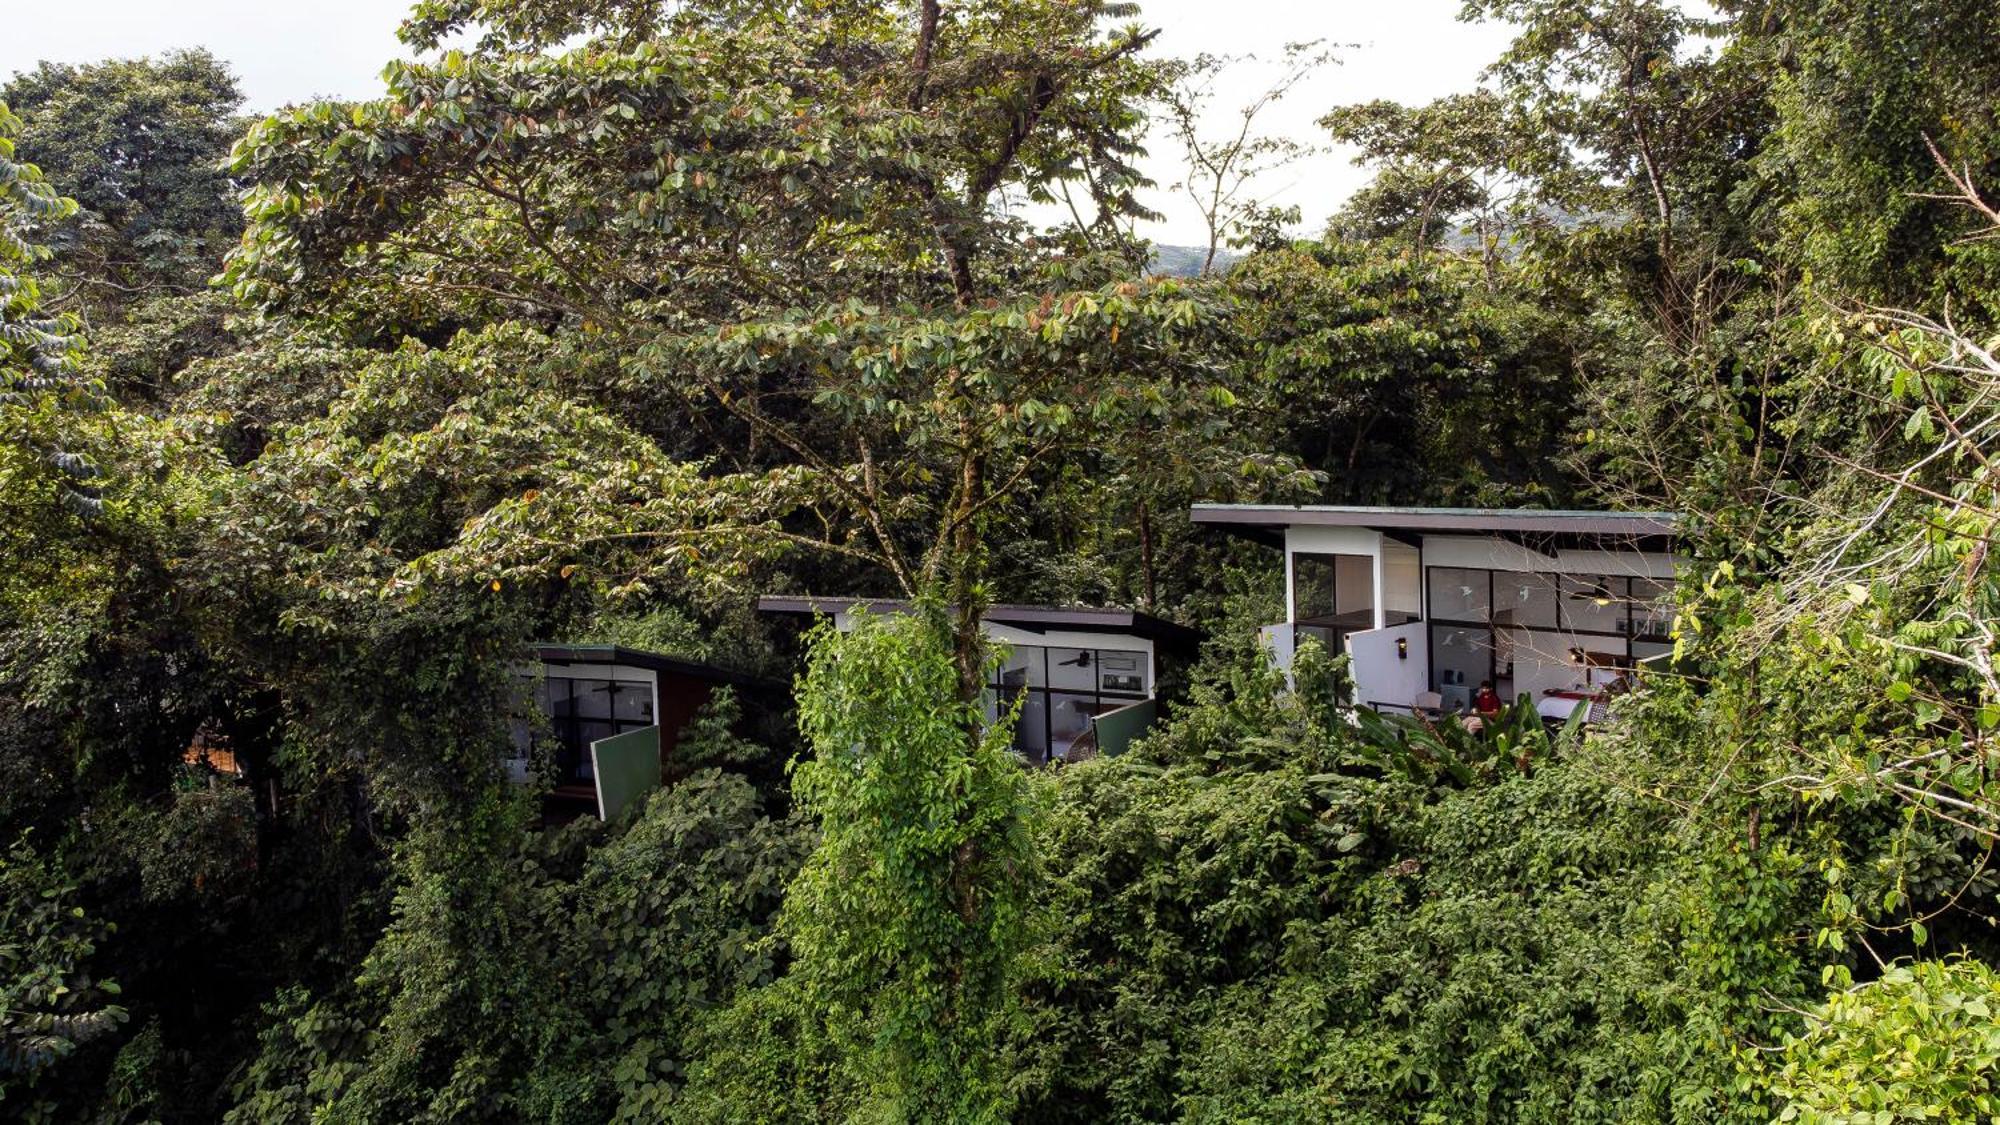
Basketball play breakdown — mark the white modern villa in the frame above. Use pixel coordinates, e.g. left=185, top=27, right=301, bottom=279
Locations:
left=1191, top=505, right=1679, bottom=721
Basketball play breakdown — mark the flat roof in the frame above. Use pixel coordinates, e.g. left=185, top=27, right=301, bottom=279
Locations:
left=1189, top=504, right=1677, bottom=541
left=530, top=643, right=774, bottom=688
left=756, top=596, right=1202, bottom=646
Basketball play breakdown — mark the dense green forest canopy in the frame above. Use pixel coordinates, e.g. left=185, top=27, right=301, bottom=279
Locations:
left=4, top=0, right=2000, bottom=1120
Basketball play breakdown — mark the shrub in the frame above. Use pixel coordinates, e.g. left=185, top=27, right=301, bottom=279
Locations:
left=1771, top=958, right=2000, bottom=1123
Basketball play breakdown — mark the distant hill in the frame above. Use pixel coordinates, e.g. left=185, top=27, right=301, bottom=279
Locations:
left=1148, top=244, right=1240, bottom=278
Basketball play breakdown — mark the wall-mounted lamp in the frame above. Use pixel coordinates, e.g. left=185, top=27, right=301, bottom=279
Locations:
left=1396, top=637, right=1409, bottom=660
left=1568, top=646, right=1585, bottom=665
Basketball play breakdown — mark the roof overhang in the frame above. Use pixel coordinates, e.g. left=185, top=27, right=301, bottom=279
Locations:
left=1189, top=504, right=1678, bottom=552
left=756, top=595, right=1202, bottom=647
left=530, top=643, right=774, bottom=688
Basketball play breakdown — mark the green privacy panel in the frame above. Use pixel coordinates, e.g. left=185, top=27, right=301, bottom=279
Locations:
left=590, top=725, right=662, bottom=821
left=1090, top=699, right=1157, bottom=758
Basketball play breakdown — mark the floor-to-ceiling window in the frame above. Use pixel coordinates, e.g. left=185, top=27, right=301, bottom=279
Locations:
left=992, top=645, right=1150, bottom=765
left=523, top=676, right=656, bottom=784
left=1426, top=567, right=1497, bottom=710
left=1425, top=567, right=1672, bottom=709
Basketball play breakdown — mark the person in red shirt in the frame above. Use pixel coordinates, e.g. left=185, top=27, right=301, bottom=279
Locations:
left=1473, top=680, right=1504, bottom=719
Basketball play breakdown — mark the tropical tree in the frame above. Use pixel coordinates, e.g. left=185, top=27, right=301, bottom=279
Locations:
left=1225, top=237, right=1577, bottom=505
left=224, top=0, right=1278, bottom=696
left=1748, top=0, right=2000, bottom=317
left=3, top=51, right=245, bottom=321
left=0, top=100, right=83, bottom=394
left=684, top=611, right=1039, bottom=1122
left=1321, top=90, right=1542, bottom=279
left=0, top=841, right=127, bottom=1112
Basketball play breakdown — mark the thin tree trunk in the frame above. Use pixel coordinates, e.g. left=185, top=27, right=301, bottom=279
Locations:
left=1137, top=498, right=1158, bottom=608
left=910, top=0, right=941, bottom=110
left=946, top=434, right=989, bottom=707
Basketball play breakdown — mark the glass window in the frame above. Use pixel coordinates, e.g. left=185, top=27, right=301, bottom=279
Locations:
left=995, top=644, right=1045, bottom=689
left=989, top=645, right=1157, bottom=769
left=546, top=678, right=575, bottom=719
left=1491, top=572, right=1559, bottom=629
left=1560, top=575, right=1627, bottom=634
left=1428, top=567, right=1491, bottom=623
left=1294, top=553, right=1374, bottom=626
left=1047, top=648, right=1097, bottom=691
left=1096, top=649, right=1147, bottom=696
left=1293, top=625, right=1340, bottom=663
left=1010, top=691, right=1049, bottom=763
left=1628, top=577, right=1673, bottom=638
left=1430, top=625, right=1493, bottom=690
left=1294, top=553, right=1337, bottom=621
left=1048, top=692, right=1100, bottom=761
left=611, top=681, right=654, bottom=724
left=570, top=678, right=616, bottom=720
left=575, top=719, right=614, bottom=773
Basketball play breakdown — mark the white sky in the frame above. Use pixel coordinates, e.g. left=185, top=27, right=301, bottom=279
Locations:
left=0, top=0, right=1515, bottom=244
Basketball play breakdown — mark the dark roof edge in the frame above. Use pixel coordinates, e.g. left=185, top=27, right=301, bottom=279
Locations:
left=1188, top=504, right=1678, bottom=538
left=756, top=596, right=1201, bottom=645
left=529, top=643, right=776, bottom=688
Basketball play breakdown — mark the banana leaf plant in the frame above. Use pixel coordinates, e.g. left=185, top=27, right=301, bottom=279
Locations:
left=1348, top=696, right=1586, bottom=787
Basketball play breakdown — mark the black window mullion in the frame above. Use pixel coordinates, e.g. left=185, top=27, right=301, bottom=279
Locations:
left=1041, top=647, right=1052, bottom=762
left=1488, top=571, right=1498, bottom=686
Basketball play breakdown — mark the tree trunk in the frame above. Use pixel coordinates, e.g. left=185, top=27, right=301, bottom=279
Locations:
left=1137, top=498, right=1158, bottom=609
left=946, top=436, right=989, bottom=707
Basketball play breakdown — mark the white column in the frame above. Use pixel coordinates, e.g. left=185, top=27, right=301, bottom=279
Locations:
left=1371, top=535, right=1386, bottom=631
left=1283, top=539, right=1297, bottom=627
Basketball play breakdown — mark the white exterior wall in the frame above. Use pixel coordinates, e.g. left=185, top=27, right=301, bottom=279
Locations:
left=1348, top=622, right=1428, bottom=709
left=1259, top=623, right=1295, bottom=673
left=1381, top=539, right=1422, bottom=619
left=1334, top=554, right=1375, bottom=619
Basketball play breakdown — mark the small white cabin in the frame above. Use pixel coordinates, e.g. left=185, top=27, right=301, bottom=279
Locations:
left=1191, top=505, right=1678, bottom=721
left=511, top=644, right=768, bottom=820
left=757, top=597, right=1199, bottom=763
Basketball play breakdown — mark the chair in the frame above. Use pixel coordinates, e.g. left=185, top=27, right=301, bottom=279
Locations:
left=1413, top=690, right=1444, bottom=720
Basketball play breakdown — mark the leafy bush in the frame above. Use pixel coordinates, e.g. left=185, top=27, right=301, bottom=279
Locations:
left=226, top=763, right=808, bottom=1123
left=713, top=609, right=1039, bottom=1122
left=138, top=782, right=259, bottom=902
left=1012, top=636, right=1732, bottom=1123
left=1771, top=958, right=2000, bottom=1123
left=0, top=839, right=127, bottom=1110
